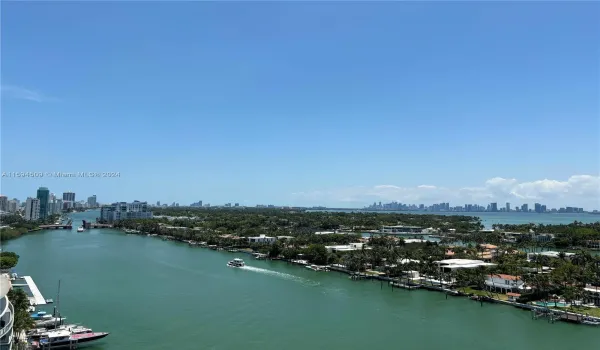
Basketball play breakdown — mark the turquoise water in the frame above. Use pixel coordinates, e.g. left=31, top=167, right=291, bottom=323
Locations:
left=534, top=302, right=569, bottom=308
left=3, top=210, right=599, bottom=350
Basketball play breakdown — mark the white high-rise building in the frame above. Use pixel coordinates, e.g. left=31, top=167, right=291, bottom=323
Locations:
left=100, top=201, right=152, bottom=223
left=7, top=200, right=17, bottom=213
left=24, top=197, right=40, bottom=221
left=54, top=199, right=63, bottom=214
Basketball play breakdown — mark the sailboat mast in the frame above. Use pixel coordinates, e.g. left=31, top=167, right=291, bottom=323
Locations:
left=57, top=280, right=61, bottom=312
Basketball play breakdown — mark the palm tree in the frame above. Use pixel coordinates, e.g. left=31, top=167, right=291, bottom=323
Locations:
left=7, top=288, right=35, bottom=337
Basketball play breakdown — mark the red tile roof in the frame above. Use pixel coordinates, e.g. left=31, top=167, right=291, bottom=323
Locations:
left=488, top=274, right=521, bottom=281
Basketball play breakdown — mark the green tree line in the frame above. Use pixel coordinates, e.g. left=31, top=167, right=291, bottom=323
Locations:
left=0, top=214, right=61, bottom=241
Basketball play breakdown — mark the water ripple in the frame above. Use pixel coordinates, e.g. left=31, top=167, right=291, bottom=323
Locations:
left=241, top=266, right=320, bottom=287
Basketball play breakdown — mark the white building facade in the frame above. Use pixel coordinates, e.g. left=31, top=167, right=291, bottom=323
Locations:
left=485, top=274, right=526, bottom=293
left=0, top=274, right=14, bottom=350
left=6, top=201, right=17, bottom=214
left=100, top=201, right=153, bottom=223
left=24, top=198, right=40, bottom=221
left=247, top=234, right=276, bottom=244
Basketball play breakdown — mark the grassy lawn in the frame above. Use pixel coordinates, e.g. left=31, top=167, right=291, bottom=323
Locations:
left=550, top=306, right=600, bottom=317
left=462, top=287, right=509, bottom=301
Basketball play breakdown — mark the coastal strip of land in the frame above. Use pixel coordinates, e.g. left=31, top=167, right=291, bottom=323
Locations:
left=107, top=208, right=600, bottom=326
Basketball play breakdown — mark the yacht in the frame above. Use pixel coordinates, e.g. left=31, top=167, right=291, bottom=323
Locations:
left=77, top=226, right=84, bottom=232
left=29, top=328, right=109, bottom=349
left=306, top=264, right=328, bottom=272
left=227, top=258, right=245, bottom=268
left=34, top=317, right=67, bottom=329
left=582, top=317, right=600, bottom=326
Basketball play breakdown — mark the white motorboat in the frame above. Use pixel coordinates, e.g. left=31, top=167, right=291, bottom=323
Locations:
left=227, top=258, right=245, bottom=268
left=582, top=318, right=600, bottom=326
left=35, top=317, right=67, bottom=329
left=77, top=226, right=84, bottom=232
left=306, top=264, right=328, bottom=271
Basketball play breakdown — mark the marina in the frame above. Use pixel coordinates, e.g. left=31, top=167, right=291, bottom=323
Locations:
left=7, top=268, right=109, bottom=348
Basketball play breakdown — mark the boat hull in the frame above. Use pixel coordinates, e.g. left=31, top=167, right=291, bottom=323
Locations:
left=32, top=332, right=109, bottom=349
left=35, top=318, right=66, bottom=328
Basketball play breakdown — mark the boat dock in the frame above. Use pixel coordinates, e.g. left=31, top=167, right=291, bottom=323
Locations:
left=23, top=276, right=47, bottom=305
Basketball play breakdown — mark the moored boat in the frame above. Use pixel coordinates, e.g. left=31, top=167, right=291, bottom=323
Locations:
left=582, top=318, right=600, bottom=326
left=227, top=258, right=245, bottom=268
left=29, top=328, right=109, bottom=349
left=253, top=253, right=267, bottom=260
left=30, top=311, right=53, bottom=320
left=306, top=264, right=329, bottom=271
left=35, top=317, right=67, bottom=329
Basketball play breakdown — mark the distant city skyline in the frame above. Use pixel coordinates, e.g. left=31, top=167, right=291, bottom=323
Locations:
left=364, top=201, right=586, bottom=214
left=1, top=174, right=599, bottom=212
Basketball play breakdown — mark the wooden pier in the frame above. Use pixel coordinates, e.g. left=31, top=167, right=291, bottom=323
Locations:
left=23, top=276, right=47, bottom=305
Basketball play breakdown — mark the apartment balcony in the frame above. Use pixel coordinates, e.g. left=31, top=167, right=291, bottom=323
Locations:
left=0, top=298, right=14, bottom=350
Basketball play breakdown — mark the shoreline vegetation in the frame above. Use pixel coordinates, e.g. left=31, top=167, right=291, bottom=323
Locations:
left=111, top=208, right=600, bottom=323
left=0, top=214, right=61, bottom=241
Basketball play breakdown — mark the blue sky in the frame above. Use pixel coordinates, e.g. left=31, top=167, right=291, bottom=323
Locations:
left=1, top=2, right=599, bottom=209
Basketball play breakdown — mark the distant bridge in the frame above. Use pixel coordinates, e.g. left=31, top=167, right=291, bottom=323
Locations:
left=39, top=224, right=72, bottom=230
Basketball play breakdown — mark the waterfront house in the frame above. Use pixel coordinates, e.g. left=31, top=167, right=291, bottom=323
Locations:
left=435, top=259, right=496, bottom=273
left=325, top=243, right=367, bottom=253
left=404, top=239, right=430, bottom=244
left=479, top=244, right=497, bottom=252
left=532, top=233, right=554, bottom=243
left=379, top=225, right=424, bottom=234
left=502, top=232, right=524, bottom=243
left=585, top=240, right=600, bottom=249
left=584, top=285, right=600, bottom=306
left=247, top=234, right=276, bottom=244
left=526, top=251, right=575, bottom=261
left=485, top=274, right=526, bottom=293
left=0, top=274, right=14, bottom=350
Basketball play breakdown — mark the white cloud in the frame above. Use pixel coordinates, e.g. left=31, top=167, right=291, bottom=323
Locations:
left=1, top=85, right=57, bottom=103
left=291, top=175, right=600, bottom=210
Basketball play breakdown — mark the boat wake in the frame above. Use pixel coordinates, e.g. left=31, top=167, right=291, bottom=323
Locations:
left=241, top=266, right=320, bottom=287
